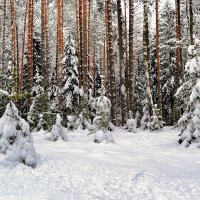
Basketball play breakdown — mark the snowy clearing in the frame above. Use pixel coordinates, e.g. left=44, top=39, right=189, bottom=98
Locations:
left=0, top=127, right=200, bottom=200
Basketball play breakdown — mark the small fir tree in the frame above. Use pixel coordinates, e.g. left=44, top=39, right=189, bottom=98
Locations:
left=150, top=104, right=164, bottom=131
left=76, top=109, right=90, bottom=130
left=92, top=85, right=114, bottom=143
left=49, top=69, right=59, bottom=113
left=126, top=111, right=139, bottom=133
left=27, top=67, right=50, bottom=131
left=61, top=33, right=79, bottom=124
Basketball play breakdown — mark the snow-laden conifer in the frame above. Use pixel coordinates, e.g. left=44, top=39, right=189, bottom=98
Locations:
left=27, top=66, right=50, bottom=131
left=92, top=85, right=114, bottom=143
left=150, top=104, right=164, bottom=131
left=160, top=2, right=176, bottom=125
left=61, top=33, right=79, bottom=118
left=177, top=38, right=200, bottom=146
left=49, top=69, right=59, bottom=113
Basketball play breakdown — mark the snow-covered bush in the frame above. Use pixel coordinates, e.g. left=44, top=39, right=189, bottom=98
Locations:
left=0, top=101, right=37, bottom=168
left=5, top=138, right=37, bottom=168
left=92, top=85, right=114, bottom=143
left=126, top=111, right=139, bottom=133
left=150, top=104, right=164, bottom=131
left=94, top=130, right=114, bottom=143
left=67, top=115, right=77, bottom=131
left=76, top=110, right=90, bottom=130
left=141, top=106, right=151, bottom=130
left=76, top=109, right=89, bottom=130
left=176, top=38, right=200, bottom=147
left=50, top=114, right=68, bottom=141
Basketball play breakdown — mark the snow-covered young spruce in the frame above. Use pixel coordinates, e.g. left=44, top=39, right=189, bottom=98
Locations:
left=76, top=110, right=90, bottom=130
left=150, top=104, right=164, bottom=131
left=50, top=114, right=68, bottom=141
left=28, top=66, right=50, bottom=131
left=92, top=85, right=114, bottom=143
left=49, top=69, right=59, bottom=113
left=126, top=111, right=138, bottom=133
left=0, top=101, right=37, bottom=168
left=176, top=38, right=200, bottom=147
left=61, top=32, right=79, bottom=125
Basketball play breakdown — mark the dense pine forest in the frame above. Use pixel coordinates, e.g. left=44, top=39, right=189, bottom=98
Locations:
left=0, top=0, right=200, bottom=166
left=1, top=1, right=200, bottom=199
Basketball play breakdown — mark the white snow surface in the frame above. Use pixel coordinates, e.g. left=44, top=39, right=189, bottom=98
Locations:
left=0, top=127, right=200, bottom=200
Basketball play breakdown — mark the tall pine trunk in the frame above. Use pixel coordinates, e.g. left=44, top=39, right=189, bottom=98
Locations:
left=10, top=0, right=17, bottom=64
left=79, top=0, right=83, bottom=112
left=41, top=0, right=46, bottom=89
left=107, top=0, right=116, bottom=122
left=124, top=0, right=129, bottom=118
left=20, top=0, right=28, bottom=92
left=82, top=0, right=88, bottom=110
left=174, top=0, right=182, bottom=123
left=117, top=0, right=125, bottom=125
left=44, top=0, right=50, bottom=90
left=143, top=0, right=153, bottom=116
left=189, top=0, right=194, bottom=45
left=128, top=0, right=135, bottom=116
left=56, top=0, right=64, bottom=109
left=156, top=0, right=162, bottom=114
left=2, top=0, right=7, bottom=76
left=28, top=0, right=34, bottom=96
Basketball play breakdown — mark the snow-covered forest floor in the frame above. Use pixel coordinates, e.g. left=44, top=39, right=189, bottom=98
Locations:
left=0, top=127, right=200, bottom=200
